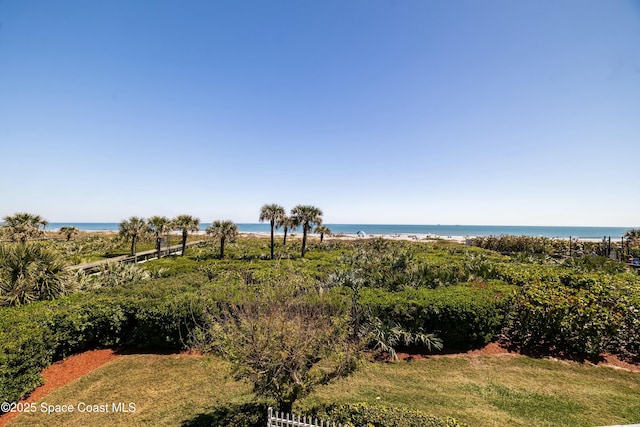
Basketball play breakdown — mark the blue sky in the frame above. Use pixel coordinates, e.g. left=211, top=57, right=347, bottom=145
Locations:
left=1, top=1, right=639, bottom=226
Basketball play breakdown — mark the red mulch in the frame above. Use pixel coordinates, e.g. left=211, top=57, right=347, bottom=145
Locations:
left=0, top=349, right=120, bottom=427
left=395, top=342, right=640, bottom=373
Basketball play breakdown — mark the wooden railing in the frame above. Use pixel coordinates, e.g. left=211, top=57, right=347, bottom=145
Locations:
left=67, top=240, right=206, bottom=274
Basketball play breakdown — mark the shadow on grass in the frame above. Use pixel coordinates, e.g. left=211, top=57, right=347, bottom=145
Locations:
left=181, top=402, right=268, bottom=427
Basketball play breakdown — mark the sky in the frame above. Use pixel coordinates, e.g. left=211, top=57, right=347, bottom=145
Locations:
left=1, top=1, right=639, bottom=226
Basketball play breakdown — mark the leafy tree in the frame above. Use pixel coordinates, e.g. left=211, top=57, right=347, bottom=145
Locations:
left=1, top=212, right=48, bottom=243
left=172, top=214, right=200, bottom=256
left=199, top=282, right=357, bottom=413
left=259, top=203, right=286, bottom=259
left=290, top=205, right=323, bottom=257
left=0, top=243, right=72, bottom=306
left=277, top=215, right=295, bottom=246
left=118, top=216, right=150, bottom=255
left=314, top=225, right=332, bottom=243
left=59, top=226, right=79, bottom=241
left=147, top=216, right=171, bottom=259
left=206, top=220, right=238, bottom=258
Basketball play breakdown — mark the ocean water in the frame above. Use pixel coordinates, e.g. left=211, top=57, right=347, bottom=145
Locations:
left=46, top=223, right=631, bottom=239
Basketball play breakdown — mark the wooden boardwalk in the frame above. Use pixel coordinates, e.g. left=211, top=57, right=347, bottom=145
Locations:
left=67, top=240, right=206, bottom=273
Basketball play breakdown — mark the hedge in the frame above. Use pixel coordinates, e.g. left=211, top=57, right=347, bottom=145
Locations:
left=0, top=290, right=204, bottom=405
left=360, top=282, right=514, bottom=350
left=1, top=277, right=514, bottom=407
left=504, top=273, right=640, bottom=360
left=301, top=402, right=467, bottom=427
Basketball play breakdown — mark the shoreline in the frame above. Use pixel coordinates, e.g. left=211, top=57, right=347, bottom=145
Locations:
left=42, top=223, right=631, bottom=241
left=43, top=229, right=611, bottom=244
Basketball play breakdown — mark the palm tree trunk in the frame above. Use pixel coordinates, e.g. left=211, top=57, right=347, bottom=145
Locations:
left=181, top=231, right=187, bottom=256
left=156, top=234, right=162, bottom=259
left=131, top=236, right=136, bottom=255
left=301, top=228, right=307, bottom=257
left=283, top=227, right=288, bottom=245
left=270, top=220, right=275, bottom=259
left=220, top=237, right=225, bottom=258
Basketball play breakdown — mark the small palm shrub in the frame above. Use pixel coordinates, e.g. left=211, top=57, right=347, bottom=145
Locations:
left=0, top=243, right=73, bottom=306
left=359, top=315, right=443, bottom=360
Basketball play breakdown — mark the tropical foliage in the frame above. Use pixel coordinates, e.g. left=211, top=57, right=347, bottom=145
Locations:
left=2, top=227, right=640, bottom=421
left=625, top=228, right=640, bottom=244
left=277, top=215, right=295, bottom=245
left=147, top=216, right=172, bottom=259
left=118, top=216, right=150, bottom=255
left=290, top=205, right=323, bottom=257
left=359, top=315, right=443, bottom=360
left=259, top=203, right=285, bottom=259
left=1, top=212, right=48, bottom=243
left=0, top=243, right=72, bottom=306
left=58, top=226, right=79, bottom=241
left=172, top=214, right=200, bottom=256
left=314, top=225, right=332, bottom=243
left=206, top=220, right=238, bottom=258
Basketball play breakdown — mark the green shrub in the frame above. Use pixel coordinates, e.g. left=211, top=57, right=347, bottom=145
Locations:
left=359, top=283, right=513, bottom=350
left=301, top=402, right=467, bottom=427
left=129, top=294, right=205, bottom=349
left=182, top=402, right=268, bottom=427
left=0, top=286, right=207, bottom=406
left=505, top=273, right=640, bottom=360
left=0, top=307, right=54, bottom=403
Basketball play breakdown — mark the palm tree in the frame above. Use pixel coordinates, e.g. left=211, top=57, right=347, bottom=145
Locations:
left=59, top=226, right=79, bottom=241
left=0, top=243, right=72, bottom=306
left=148, top=216, right=171, bottom=259
left=206, top=220, right=238, bottom=258
left=172, top=215, right=200, bottom=256
left=259, top=203, right=286, bottom=260
left=290, top=205, right=323, bottom=257
left=314, top=225, right=332, bottom=243
left=118, top=217, right=150, bottom=255
left=625, top=228, right=640, bottom=245
left=2, top=212, right=48, bottom=243
left=277, top=215, right=295, bottom=246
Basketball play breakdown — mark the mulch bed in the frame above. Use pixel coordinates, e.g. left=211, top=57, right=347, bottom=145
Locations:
left=396, top=341, right=640, bottom=373
left=0, top=349, right=120, bottom=427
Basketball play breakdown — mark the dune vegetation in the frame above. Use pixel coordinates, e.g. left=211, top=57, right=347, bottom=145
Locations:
left=1, top=211, right=640, bottom=426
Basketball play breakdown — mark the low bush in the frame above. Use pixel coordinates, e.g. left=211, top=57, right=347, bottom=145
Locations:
left=0, top=307, right=54, bottom=403
left=472, top=235, right=602, bottom=256
left=182, top=402, right=268, bottom=427
left=504, top=273, right=640, bottom=360
left=301, top=402, right=467, bottom=427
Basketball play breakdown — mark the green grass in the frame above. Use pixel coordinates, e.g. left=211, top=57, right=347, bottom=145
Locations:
left=9, top=354, right=252, bottom=427
left=300, top=355, right=640, bottom=427
left=8, top=353, right=640, bottom=427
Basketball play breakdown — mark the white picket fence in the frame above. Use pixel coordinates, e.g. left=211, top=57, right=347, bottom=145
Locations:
left=267, top=407, right=342, bottom=427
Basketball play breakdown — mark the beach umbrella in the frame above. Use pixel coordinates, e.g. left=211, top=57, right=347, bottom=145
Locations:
left=356, top=230, right=366, bottom=237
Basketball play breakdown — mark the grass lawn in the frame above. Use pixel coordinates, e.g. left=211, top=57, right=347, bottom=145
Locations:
left=8, top=354, right=251, bottom=427
left=8, top=353, right=640, bottom=427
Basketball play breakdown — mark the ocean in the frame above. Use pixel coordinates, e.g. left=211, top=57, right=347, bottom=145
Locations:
left=45, top=223, right=632, bottom=239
